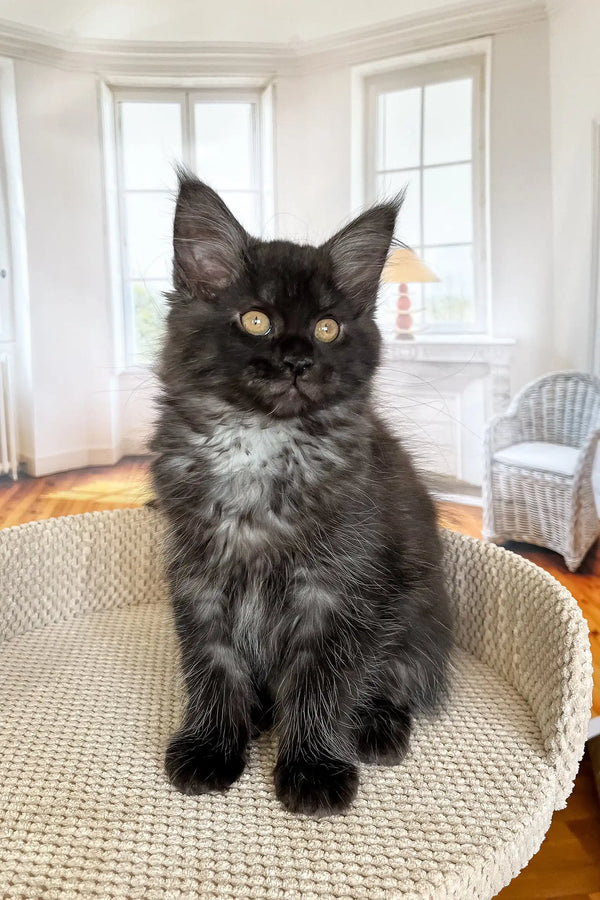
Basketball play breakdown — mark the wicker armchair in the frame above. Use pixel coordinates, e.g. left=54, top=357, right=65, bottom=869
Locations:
left=483, top=371, right=600, bottom=571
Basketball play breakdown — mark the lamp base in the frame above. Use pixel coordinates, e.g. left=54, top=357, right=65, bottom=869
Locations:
left=395, top=284, right=426, bottom=340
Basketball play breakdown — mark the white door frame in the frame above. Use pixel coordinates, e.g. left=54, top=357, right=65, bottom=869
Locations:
left=591, top=120, right=600, bottom=376
left=0, top=57, right=33, bottom=472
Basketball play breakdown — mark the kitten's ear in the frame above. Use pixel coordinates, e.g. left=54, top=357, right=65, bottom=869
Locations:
left=322, top=200, right=401, bottom=311
left=173, top=170, right=248, bottom=296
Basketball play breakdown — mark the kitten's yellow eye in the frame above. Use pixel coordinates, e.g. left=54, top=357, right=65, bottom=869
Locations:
left=241, top=310, right=271, bottom=336
left=314, top=318, right=340, bottom=343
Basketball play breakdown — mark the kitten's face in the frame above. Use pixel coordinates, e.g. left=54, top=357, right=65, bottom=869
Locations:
left=162, top=175, right=399, bottom=419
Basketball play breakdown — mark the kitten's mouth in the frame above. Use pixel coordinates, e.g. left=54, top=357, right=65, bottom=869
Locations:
left=272, top=381, right=309, bottom=417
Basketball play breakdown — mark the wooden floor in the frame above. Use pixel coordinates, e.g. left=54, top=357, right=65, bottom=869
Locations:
left=1, top=457, right=599, bottom=897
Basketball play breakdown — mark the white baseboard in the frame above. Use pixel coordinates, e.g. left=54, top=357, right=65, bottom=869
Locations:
left=120, top=436, right=151, bottom=457
left=22, top=446, right=121, bottom=477
left=434, top=491, right=483, bottom=508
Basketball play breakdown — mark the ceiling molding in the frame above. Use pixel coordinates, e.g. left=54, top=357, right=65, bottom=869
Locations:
left=0, top=0, right=548, bottom=79
left=301, top=0, right=547, bottom=71
left=544, top=0, right=573, bottom=15
left=0, top=21, right=289, bottom=78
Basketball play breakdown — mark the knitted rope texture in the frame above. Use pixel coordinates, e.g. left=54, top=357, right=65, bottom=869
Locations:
left=0, top=508, right=592, bottom=899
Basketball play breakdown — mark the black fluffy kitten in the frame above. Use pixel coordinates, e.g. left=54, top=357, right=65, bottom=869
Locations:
left=151, top=173, right=452, bottom=816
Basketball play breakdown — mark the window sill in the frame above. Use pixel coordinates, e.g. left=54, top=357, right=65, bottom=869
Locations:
left=118, top=364, right=158, bottom=381
left=383, top=333, right=514, bottom=345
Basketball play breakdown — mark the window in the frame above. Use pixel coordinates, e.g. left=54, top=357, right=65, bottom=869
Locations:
left=114, top=89, right=268, bottom=364
left=365, top=57, right=487, bottom=334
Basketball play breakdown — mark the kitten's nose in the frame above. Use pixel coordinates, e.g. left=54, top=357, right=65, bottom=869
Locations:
left=283, top=354, right=313, bottom=377
left=280, top=337, right=314, bottom=377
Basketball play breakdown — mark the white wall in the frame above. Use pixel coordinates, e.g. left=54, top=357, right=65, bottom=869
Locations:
left=14, top=60, right=118, bottom=474
left=548, top=0, right=600, bottom=373
left=489, top=21, right=554, bottom=390
left=275, top=68, right=353, bottom=244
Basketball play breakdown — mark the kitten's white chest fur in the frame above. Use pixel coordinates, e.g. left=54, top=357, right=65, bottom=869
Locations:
left=191, top=418, right=307, bottom=562
left=202, top=420, right=297, bottom=481
left=191, top=418, right=314, bottom=669
left=176, top=414, right=344, bottom=571
left=200, top=419, right=301, bottom=500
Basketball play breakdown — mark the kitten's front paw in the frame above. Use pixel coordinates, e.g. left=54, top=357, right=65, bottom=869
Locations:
left=357, top=701, right=411, bottom=765
left=165, top=731, right=246, bottom=795
left=274, top=757, right=358, bottom=816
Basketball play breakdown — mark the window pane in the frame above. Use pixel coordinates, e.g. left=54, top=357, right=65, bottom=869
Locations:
left=120, top=102, right=182, bottom=191
left=220, top=191, right=261, bottom=235
left=376, top=88, right=421, bottom=171
left=124, top=192, right=175, bottom=281
left=424, top=79, right=472, bottom=166
left=376, top=170, right=421, bottom=248
left=423, top=245, right=475, bottom=324
left=423, top=163, right=472, bottom=245
left=130, top=281, right=169, bottom=362
left=194, top=103, right=254, bottom=191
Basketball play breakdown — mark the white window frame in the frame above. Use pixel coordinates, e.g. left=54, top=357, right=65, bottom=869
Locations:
left=112, top=87, right=267, bottom=367
left=363, top=54, right=488, bottom=335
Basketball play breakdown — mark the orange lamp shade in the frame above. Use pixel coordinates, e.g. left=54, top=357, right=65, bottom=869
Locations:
left=382, top=248, right=439, bottom=284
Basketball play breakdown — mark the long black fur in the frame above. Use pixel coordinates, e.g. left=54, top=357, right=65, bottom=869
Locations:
left=151, top=174, right=452, bottom=816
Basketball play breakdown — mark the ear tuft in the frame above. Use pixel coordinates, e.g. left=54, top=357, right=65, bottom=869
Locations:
left=322, top=198, right=402, bottom=311
left=172, top=171, right=248, bottom=296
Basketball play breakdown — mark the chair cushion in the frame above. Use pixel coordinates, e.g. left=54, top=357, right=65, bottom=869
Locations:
left=493, top=441, right=581, bottom=477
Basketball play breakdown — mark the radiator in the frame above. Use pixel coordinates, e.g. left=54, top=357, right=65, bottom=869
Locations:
left=0, top=350, right=18, bottom=479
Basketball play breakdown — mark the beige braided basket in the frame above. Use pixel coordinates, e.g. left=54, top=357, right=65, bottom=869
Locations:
left=0, top=508, right=592, bottom=899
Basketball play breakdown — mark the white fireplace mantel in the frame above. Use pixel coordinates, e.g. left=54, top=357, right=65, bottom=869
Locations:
left=382, top=334, right=514, bottom=367
left=377, top=334, right=516, bottom=487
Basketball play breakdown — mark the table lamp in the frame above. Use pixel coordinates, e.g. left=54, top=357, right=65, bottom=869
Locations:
left=381, top=247, right=439, bottom=339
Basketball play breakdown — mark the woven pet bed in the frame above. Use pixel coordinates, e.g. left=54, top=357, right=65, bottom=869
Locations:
left=0, top=508, right=592, bottom=899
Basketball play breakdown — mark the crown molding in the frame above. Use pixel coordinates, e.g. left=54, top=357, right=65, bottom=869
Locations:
left=0, top=0, right=547, bottom=79
left=301, top=0, right=547, bottom=71
left=544, top=0, right=572, bottom=14
left=0, top=21, right=289, bottom=78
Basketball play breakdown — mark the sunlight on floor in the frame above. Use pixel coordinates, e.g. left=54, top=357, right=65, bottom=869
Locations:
left=43, top=478, right=153, bottom=505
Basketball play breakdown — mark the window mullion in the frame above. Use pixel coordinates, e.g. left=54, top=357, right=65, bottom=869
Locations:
left=251, top=101, right=262, bottom=231
left=182, top=93, right=194, bottom=172
left=419, top=84, right=426, bottom=316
